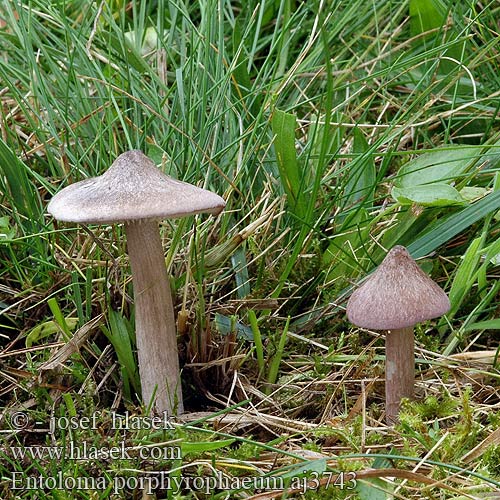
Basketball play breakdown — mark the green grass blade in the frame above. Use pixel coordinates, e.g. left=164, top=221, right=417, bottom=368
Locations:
left=0, top=138, right=40, bottom=222
left=344, top=128, right=376, bottom=206
left=464, top=319, right=500, bottom=331
left=248, top=310, right=264, bottom=377
left=271, top=108, right=306, bottom=219
left=266, top=316, right=291, bottom=393
left=103, top=309, right=140, bottom=400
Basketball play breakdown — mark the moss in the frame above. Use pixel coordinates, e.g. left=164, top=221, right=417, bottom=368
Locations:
left=483, top=445, right=500, bottom=478
left=400, top=393, right=457, bottom=420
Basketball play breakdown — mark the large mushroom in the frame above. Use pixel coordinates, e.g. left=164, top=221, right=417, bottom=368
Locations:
left=48, top=150, right=225, bottom=416
left=346, top=245, right=450, bottom=423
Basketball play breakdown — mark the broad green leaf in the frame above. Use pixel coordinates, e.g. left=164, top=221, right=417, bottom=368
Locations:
left=371, top=455, right=393, bottom=469
left=26, top=318, right=78, bottom=348
left=271, top=109, right=306, bottom=218
left=175, top=67, right=186, bottom=119
left=71, top=271, right=85, bottom=327
left=395, top=147, right=477, bottom=188
left=392, top=184, right=465, bottom=206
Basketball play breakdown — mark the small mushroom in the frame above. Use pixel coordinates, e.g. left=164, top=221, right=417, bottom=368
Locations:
left=346, top=245, right=450, bottom=423
left=48, top=150, right=225, bottom=416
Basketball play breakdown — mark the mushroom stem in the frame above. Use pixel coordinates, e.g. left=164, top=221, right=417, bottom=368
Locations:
left=125, top=220, right=183, bottom=416
left=385, top=327, right=414, bottom=423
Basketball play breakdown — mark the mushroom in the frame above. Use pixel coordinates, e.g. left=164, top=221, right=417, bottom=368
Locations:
left=47, top=150, right=225, bottom=416
left=346, top=245, right=450, bottom=423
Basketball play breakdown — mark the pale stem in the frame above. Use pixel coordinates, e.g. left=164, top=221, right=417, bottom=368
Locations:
left=385, top=326, right=414, bottom=424
left=125, top=220, right=184, bottom=416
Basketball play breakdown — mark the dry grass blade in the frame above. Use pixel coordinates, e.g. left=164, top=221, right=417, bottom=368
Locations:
left=40, top=314, right=103, bottom=371
left=462, top=427, right=500, bottom=464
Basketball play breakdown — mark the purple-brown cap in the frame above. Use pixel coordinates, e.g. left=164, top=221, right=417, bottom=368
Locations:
left=346, top=246, right=450, bottom=330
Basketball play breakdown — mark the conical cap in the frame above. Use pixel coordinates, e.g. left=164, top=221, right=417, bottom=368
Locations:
left=346, top=246, right=450, bottom=330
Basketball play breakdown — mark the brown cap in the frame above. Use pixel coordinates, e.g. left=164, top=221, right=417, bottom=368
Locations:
left=47, top=150, right=225, bottom=224
left=346, top=246, right=450, bottom=330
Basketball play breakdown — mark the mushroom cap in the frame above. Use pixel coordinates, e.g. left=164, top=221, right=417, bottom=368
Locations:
left=346, top=246, right=450, bottom=330
left=47, top=150, right=225, bottom=223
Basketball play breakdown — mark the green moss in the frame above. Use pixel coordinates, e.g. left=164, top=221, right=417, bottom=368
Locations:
left=483, top=445, right=500, bottom=478
left=400, top=393, right=457, bottom=420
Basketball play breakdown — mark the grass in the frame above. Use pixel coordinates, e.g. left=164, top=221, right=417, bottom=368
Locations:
left=1, top=0, right=500, bottom=498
